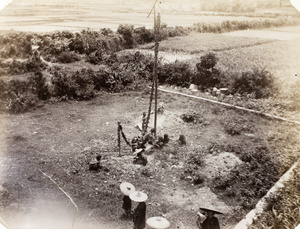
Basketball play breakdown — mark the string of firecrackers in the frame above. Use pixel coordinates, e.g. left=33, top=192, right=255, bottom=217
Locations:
left=144, top=80, right=155, bottom=136
left=118, top=123, right=132, bottom=147
left=153, top=86, right=300, bottom=126
left=39, top=169, right=78, bottom=229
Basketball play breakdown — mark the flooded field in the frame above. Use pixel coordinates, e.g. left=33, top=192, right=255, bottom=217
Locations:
left=0, top=2, right=276, bottom=32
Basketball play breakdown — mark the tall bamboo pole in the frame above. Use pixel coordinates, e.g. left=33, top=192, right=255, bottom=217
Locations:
left=153, top=3, right=160, bottom=139
left=147, top=0, right=160, bottom=139
left=153, top=5, right=157, bottom=139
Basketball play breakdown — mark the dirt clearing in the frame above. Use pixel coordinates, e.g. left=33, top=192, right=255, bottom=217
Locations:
left=0, top=88, right=299, bottom=229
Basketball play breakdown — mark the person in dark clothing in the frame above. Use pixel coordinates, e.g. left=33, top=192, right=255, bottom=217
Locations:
left=88, top=154, right=102, bottom=171
left=133, top=149, right=148, bottom=166
left=197, top=209, right=221, bottom=229
left=120, top=182, right=136, bottom=219
left=122, top=195, right=132, bottom=218
left=133, top=202, right=146, bottom=229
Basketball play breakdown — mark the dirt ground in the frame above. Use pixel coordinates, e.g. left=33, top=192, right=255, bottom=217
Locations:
left=0, top=86, right=299, bottom=229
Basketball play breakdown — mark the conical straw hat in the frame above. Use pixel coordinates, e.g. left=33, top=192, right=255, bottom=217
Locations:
left=146, top=216, right=170, bottom=229
left=199, top=207, right=223, bottom=215
left=129, top=191, right=148, bottom=202
left=120, top=182, right=136, bottom=196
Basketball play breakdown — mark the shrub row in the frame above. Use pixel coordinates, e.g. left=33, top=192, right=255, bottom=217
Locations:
left=2, top=17, right=299, bottom=62
left=191, top=18, right=300, bottom=34
left=0, top=51, right=153, bottom=113
left=158, top=52, right=277, bottom=99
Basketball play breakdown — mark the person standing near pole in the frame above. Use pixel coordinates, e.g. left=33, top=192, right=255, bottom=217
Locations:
left=130, top=191, right=148, bottom=229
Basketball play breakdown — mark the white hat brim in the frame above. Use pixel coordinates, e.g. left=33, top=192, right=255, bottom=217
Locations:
left=129, top=191, right=148, bottom=202
left=146, top=216, right=170, bottom=229
left=120, top=182, right=136, bottom=196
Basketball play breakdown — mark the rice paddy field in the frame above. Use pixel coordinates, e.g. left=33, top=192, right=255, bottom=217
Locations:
left=139, top=26, right=300, bottom=98
left=0, top=0, right=293, bottom=33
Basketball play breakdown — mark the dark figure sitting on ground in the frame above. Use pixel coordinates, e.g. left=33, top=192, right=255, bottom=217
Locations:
left=133, top=149, right=147, bottom=166
left=89, top=154, right=102, bottom=171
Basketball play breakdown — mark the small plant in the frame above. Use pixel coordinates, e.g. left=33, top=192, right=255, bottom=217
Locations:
left=223, top=122, right=244, bottom=136
left=181, top=150, right=206, bottom=185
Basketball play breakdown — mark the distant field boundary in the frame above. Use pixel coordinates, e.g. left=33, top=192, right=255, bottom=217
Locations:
left=155, top=86, right=300, bottom=125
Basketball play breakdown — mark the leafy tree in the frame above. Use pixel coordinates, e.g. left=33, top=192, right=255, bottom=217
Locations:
left=117, top=24, right=134, bottom=48
left=192, top=52, right=221, bottom=89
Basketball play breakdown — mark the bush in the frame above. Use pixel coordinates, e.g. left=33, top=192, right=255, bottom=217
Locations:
left=133, top=26, right=154, bottom=44
left=50, top=69, right=95, bottom=100
left=158, top=62, right=192, bottom=87
left=50, top=71, right=74, bottom=98
left=0, top=79, right=37, bottom=113
left=160, top=25, right=189, bottom=40
left=192, top=18, right=300, bottom=34
left=28, top=72, right=50, bottom=100
left=191, top=52, right=221, bottom=89
left=117, top=24, right=134, bottom=48
left=56, top=51, right=80, bottom=63
left=87, top=50, right=102, bottom=64
left=229, top=68, right=277, bottom=99
left=0, top=32, right=33, bottom=58
left=68, top=33, right=85, bottom=54
left=199, top=52, right=219, bottom=70
left=72, top=69, right=95, bottom=99
left=181, top=150, right=206, bottom=185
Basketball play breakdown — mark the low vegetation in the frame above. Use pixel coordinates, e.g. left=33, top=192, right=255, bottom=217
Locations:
left=249, top=163, right=300, bottom=229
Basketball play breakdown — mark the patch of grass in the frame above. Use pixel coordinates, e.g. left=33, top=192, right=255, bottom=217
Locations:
left=155, top=32, right=274, bottom=54
left=249, top=163, right=300, bottom=229
left=221, top=115, right=255, bottom=136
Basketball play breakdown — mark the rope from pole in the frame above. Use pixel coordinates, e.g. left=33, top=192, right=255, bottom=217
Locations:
left=117, top=122, right=131, bottom=156
left=143, top=79, right=155, bottom=136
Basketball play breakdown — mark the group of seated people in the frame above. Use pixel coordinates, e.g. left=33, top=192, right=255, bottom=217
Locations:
left=131, top=128, right=169, bottom=166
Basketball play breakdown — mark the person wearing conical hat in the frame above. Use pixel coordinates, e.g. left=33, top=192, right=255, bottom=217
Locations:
left=133, top=202, right=146, bottom=229
left=120, top=182, right=136, bottom=218
left=197, top=208, right=221, bottom=229
left=130, top=191, right=148, bottom=229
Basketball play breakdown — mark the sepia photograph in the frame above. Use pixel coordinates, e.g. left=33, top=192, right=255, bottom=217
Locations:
left=0, top=0, right=299, bottom=228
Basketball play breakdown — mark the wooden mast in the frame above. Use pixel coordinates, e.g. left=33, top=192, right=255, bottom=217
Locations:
left=148, top=0, right=160, bottom=139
